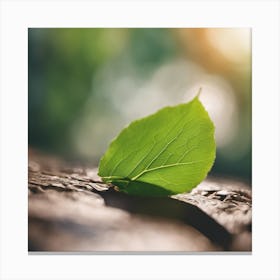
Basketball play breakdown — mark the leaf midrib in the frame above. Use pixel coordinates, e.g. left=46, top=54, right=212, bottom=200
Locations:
left=130, top=159, right=207, bottom=180
left=102, top=159, right=208, bottom=182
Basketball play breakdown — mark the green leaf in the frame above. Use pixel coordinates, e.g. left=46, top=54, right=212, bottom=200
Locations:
left=98, top=96, right=216, bottom=196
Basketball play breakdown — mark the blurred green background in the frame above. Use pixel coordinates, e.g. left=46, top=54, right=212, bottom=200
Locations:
left=28, top=28, right=251, bottom=182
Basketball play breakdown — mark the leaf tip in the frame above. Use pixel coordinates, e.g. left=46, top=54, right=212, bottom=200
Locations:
left=196, top=87, right=203, bottom=99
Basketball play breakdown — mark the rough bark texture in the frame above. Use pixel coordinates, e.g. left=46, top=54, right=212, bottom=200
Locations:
left=28, top=149, right=251, bottom=252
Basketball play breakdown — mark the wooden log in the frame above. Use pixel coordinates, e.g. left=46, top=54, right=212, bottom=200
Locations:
left=28, top=149, right=251, bottom=252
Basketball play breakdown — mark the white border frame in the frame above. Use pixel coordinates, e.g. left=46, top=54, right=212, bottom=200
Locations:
left=0, top=1, right=279, bottom=279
